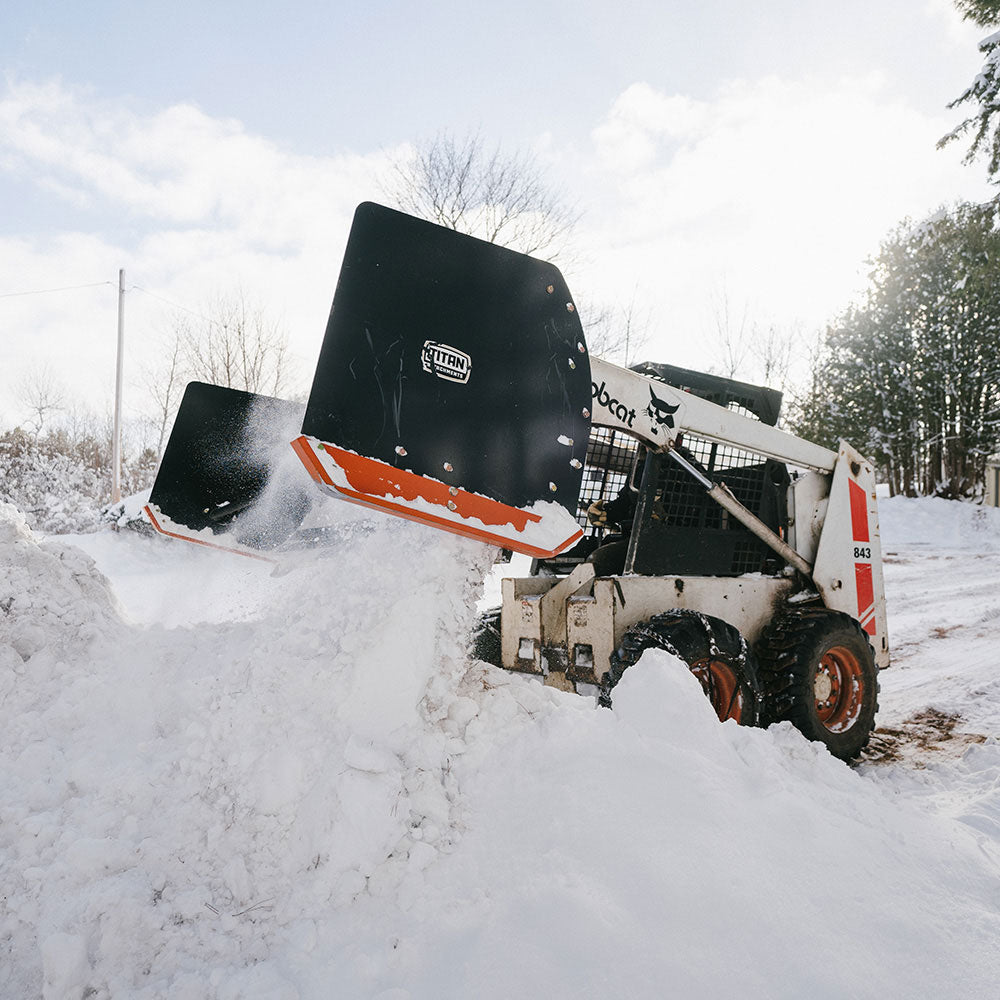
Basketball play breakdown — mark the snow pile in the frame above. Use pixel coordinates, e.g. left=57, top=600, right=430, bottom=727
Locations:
left=1, top=504, right=499, bottom=998
left=0, top=502, right=122, bottom=665
left=3, top=499, right=1000, bottom=997
left=880, top=493, right=1000, bottom=550
left=423, top=655, right=1000, bottom=999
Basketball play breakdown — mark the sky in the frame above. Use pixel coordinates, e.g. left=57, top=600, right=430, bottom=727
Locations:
left=0, top=0, right=996, bottom=433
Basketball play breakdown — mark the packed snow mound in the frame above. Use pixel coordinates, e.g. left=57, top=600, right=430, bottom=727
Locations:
left=388, top=651, right=1000, bottom=999
left=1, top=510, right=500, bottom=998
left=0, top=502, right=122, bottom=666
left=3, top=500, right=1000, bottom=998
left=880, top=493, right=1000, bottom=550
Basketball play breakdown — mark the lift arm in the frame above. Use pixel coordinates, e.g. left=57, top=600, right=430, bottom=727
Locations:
left=589, top=357, right=837, bottom=473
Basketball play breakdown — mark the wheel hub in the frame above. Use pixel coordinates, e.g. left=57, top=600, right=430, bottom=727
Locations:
left=814, top=671, right=833, bottom=703
left=813, top=646, right=865, bottom=733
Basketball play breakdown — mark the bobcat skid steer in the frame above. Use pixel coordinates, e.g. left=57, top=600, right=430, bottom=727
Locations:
left=144, top=202, right=888, bottom=761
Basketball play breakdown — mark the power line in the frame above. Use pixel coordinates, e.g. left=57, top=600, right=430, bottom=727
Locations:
left=0, top=276, right=242, bottom=332
left=0, top=280, right=114, bottom=299
left=129, top=285, right=218, bottom=327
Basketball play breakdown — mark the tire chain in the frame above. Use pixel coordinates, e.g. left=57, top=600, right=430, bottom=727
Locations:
left=601, top=610, right=755, bottom=719
left=754, top=608, right=879, bottom=727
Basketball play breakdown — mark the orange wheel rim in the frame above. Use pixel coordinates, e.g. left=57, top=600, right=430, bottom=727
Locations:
left=814, top=646, right=865, bottom=732
left=691, top=659, right=744, bottom=723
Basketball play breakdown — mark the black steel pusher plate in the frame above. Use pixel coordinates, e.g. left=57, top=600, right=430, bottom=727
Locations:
left=146, top=382, right=310, bottom=552
left=301, top=202, right=592, bottom=515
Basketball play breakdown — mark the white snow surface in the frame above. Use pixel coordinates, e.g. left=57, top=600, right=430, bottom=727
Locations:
left=2, top=495, right=1000, bottom=998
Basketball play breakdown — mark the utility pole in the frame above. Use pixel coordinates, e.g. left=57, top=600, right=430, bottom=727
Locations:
left=112, top=268, right=125, bottom=504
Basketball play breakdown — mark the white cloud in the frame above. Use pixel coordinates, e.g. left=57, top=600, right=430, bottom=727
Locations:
left=0, top=71, right=995, bottom=430
left=591, top=84, right=709, bottom=172
left=575, top=74, right=993, bottom=379
left=0, top=79, right=398, bottom=426
left=922, top=0, right=990, bottom=49
left=0, top=79, right=392, bottom=243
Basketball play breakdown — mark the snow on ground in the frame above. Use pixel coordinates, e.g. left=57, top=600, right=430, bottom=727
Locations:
left=2, top=495, right=1000, bottom=998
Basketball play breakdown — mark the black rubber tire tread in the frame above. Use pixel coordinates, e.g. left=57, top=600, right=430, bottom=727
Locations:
left=755, top=608, right=879, bottom=761
left=470, top=607, right=502, bottom=668
left=601, top=610, right=761, bottom=726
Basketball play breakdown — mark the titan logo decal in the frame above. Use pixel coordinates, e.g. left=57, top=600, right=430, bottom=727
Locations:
left=592, top=380, right=636, bottom=428
left=421, top=340, right=472, bottom=384
left=646, top=385, right=680, bottom=430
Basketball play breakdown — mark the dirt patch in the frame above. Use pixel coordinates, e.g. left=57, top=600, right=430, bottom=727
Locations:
left=931, top=625, right=961, bottom=640
left=862, top=708, right=987, bottom=766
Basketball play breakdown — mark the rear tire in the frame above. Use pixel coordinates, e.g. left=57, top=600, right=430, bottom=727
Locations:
left=756, top=609, right=879, bottom=761
left=602, top=611, right=761, bottom=725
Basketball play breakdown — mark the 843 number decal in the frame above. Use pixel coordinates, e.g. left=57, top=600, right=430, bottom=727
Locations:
left=853, top=545, right=872, bottom=560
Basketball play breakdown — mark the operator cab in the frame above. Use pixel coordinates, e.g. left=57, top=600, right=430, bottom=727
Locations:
left=531, top=364, right=791, bottom=579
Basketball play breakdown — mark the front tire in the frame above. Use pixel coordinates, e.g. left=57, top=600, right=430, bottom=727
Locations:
left=602, top=611, right=760, bottom=725
left=756, top=609, right=879, bottom=761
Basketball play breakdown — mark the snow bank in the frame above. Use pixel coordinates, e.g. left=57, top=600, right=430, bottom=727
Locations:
left=880, top=494, right=1000, bottom=550
left=4, top=499, right=1000, bottom=998
left=411, top=653, right=1000, bottom=999
left=0, top=502, right=122, bottom=662
left=2, top=504, right=498, bottom=998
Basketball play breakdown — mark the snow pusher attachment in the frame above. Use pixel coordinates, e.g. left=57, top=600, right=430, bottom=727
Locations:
left=292, top=202, right=591, bottom=558
left=144, top=382, right=312, bottom=559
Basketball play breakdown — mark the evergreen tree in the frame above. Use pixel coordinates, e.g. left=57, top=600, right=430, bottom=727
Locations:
left=792, top=203, right=1000, bottom=497
left=955, top=1, right=1000, bottom=27
left=940, top=2, right=1000, bottom=179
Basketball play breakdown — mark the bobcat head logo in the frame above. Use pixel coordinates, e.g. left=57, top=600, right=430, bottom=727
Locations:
left=646, top=385, right=680, bottom=430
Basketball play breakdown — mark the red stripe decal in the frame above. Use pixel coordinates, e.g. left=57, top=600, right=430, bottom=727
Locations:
left=848, top=479, right=870, bottom=543
left=855, top=562, right=876, bottom=636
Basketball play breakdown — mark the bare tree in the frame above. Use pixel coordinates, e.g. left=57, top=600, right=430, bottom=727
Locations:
left=15, top=363, right=65, bottom=435
left=149, top=291, right=292, bottom=399
left=143, top=330, right=186, bottom=454
left=708, top=285, right=795, bottom=394
left=180, top=291, right=292, bottom=397
left=139, top=291, right=294, bottom=460
left=709, top=284, right=753, bottom=380
left=750, top=321, right=796, bottom=396
left=581, top=291, right=651, bottom=365
left=384, top=131, right=580, bottom=262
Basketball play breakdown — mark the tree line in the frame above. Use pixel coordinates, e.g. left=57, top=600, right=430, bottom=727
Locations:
left=779, top=0, right=1000, bottom=498
left=791, top=201, right=1000, bottom=498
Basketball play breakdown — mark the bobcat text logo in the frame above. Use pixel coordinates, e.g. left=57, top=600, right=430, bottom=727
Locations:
left=421, top=341, right=472, bottom=384
left=592, top=381, right=636, bottom=428
left=646, top=386, right=680, bottom=430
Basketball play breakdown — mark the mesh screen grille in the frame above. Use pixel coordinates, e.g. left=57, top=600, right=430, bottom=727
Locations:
left=576, top=427, right=640, bottom=536
left=654, top=427, right=776, bottom=575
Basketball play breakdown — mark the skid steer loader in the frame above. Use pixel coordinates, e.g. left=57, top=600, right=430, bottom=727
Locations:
left=144, top=202, right=888, bottom=761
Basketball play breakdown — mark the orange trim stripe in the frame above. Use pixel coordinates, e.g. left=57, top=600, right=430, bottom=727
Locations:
left=291, top=435, right=583, bottom=559
left=318, top=441, right=541, bottom=531
left=143, top=505, right=276, bottom=563
left=854, top=561, right=876, bottom=636
left=291, top=435, right=333, bottom=487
